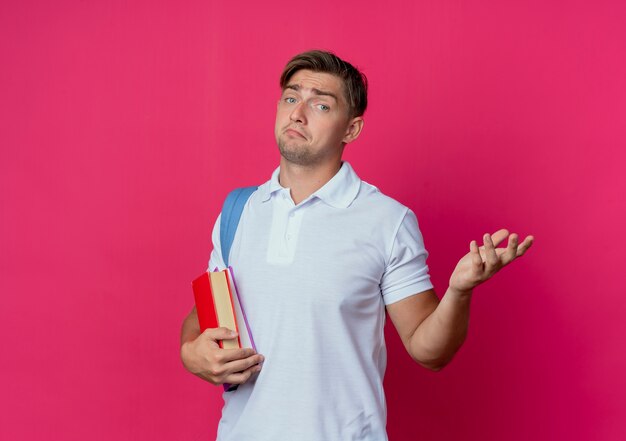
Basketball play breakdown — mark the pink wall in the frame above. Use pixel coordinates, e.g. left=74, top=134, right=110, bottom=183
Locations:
left=1, top=1, right=624, bottom=440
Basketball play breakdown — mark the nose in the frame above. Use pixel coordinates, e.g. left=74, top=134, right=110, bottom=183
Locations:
left=289, top=102, right=306, bottom=125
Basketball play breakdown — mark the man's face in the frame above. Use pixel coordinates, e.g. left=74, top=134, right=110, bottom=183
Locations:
left=274, top=69, right=361, bottom=167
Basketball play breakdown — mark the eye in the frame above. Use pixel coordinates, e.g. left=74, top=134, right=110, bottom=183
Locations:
left=284, top=97, right=297, bottom=104
left=317, top=104, right=330, bottom=112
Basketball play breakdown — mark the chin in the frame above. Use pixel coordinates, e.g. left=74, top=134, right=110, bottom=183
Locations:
left=278, top=146, right=316, bottom=166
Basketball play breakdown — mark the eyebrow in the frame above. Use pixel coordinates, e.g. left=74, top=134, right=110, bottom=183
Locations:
left=284, top=84, right=338, bottom=102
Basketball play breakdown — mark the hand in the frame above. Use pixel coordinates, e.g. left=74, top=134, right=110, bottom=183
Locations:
left=449, top=229, right=534, bottom=295
left=181, top=327, right=264, bottom=385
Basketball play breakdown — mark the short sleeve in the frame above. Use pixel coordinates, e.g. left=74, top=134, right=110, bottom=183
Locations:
left=207, top=213, right=227, bottom=272
left=381, top=209, right=434, bottom=305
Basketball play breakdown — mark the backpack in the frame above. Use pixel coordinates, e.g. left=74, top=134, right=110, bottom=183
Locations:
left=219, top=186, right=258, bottom=267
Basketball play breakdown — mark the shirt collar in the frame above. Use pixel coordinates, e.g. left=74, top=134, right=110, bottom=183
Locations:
left=259, top=161, right=361, bottom=208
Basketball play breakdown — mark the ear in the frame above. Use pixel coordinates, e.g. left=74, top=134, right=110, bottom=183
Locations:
left=342, top=117, right=364, bottom=144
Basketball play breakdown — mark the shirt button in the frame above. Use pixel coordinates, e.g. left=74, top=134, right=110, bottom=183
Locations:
left=289, top=212, right=295, bottom=218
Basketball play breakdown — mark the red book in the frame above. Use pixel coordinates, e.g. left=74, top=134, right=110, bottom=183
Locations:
left=191, top=271, right=218, bottom=330
left=192, top=269, right=239, bottom=349
left=192, top=268, right=256, bottom=392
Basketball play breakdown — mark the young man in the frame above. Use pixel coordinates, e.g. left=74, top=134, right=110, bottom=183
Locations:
left=180, top=50, right=534, bottom=440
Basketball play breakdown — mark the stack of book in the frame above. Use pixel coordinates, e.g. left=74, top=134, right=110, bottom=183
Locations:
left=192, top=267, right=256, bottom=391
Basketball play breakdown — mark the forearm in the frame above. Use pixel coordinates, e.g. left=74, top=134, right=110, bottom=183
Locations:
left=408, top=287, right=472, bottom=370
left=180, top=307, right=204, bottom=374
left=180, top=306, right=201, bottom=347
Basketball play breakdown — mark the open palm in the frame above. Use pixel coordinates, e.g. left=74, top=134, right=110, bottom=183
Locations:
left=449, top=229, right=534, bottom=293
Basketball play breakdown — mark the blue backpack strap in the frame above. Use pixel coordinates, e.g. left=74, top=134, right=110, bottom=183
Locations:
left=220, top=186, right=258, bottom=267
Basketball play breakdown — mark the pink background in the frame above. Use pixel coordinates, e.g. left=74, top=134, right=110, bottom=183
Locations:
left=1, top=1, right=625, bottom=440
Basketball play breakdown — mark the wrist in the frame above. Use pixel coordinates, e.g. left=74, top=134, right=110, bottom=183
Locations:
left=447, top=285, right=473, bottom=300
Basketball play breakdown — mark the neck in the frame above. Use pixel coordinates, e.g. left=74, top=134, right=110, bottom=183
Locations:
left=278, top=158, right=342, bottom=205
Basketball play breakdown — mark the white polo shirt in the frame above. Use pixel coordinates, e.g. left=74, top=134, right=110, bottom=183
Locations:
left=208, top=161, right=433, bottom=441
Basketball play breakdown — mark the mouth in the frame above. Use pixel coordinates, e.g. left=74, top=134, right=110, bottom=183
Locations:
left=284, top=128, right=306, bottom=139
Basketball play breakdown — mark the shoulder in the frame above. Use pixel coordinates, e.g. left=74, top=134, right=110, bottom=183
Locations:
left=345, top=181, right=420, bottom=258
left=354, top=180, right=410, bottom=220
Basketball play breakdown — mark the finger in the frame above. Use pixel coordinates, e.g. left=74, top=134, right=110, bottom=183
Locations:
left=490, top=229, right=510, bottom=247
left=218, top=347, right=258, bottom=363
left=202, top=327, right=239, bottom=342
left=516, top=235, right=534, bottom=257
left=223, top=353, right=264, bottom=375
left=199, top=329, right=222, bottom=349
left=500, top=233, right=519, bottom=266
left=224, top=364, right=262, bottom=385
left=470, top=240, right=483, bottom=269
left=483, top=233, right=499, bottom=273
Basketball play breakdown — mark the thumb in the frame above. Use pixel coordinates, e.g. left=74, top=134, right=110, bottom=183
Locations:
left=201, top=327, right=238, bottom=342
